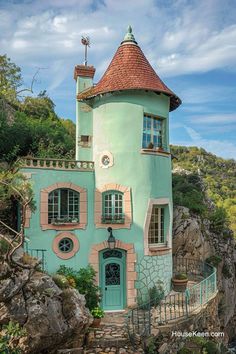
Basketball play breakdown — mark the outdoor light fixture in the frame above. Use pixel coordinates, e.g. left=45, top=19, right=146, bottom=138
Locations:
left=107, top=227, right=116, bottom=249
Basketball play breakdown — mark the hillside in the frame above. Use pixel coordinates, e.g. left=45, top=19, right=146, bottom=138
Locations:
left=171, top=145, right=236, bottom=236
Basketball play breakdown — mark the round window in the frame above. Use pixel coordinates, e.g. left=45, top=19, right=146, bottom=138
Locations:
left=58, top=237, right=73, bottom=253
left=102, top=155, right=110, bottom=166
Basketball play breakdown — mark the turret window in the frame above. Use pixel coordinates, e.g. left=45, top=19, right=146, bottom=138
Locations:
left=48, top=188, right=80, bottom=224
left=143, top=114, right=163, bottom=149
left=102, top=191, right=124, bottom=224
left=148, top=206, right=165, bottom=245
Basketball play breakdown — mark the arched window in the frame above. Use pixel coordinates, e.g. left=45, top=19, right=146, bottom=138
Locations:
left=48, top=188, right=80, bottom=224
left=102, top=191, right=124, bottom=224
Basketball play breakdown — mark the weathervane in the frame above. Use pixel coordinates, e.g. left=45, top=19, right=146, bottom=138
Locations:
left=81, top=36, right=90, bottom=66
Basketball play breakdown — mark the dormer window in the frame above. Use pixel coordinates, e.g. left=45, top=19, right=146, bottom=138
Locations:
left=142, top=114, right=163, bottom=149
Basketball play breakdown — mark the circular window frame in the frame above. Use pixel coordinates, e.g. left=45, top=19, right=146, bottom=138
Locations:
left=99, top=151, right=114, bottom=169
left=52, top=232, right=79, bottom=259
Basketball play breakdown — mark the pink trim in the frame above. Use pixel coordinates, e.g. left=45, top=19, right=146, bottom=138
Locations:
left=94, top=183, right=132, bottom=229
left=40, top=182, right=87, bottom=230
left=52, top=232, right=79, bottom=259
left=89, top=240, right=137, bottom=307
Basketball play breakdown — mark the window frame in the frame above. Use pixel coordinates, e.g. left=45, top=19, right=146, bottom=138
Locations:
left=40, top=182, right=87, bottom=231
left=102, top=190, right=124, bottom=224
left=148, top=206, right=165, bottom=246
left=142, top=113, right=165, bottom=150
left=48, top=188, right=80, bottom=224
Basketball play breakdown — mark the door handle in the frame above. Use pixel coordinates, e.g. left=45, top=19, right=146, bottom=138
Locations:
left=105, top=287, right=107, bottom=290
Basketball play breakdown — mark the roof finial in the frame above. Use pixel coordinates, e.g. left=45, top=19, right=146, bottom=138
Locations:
left=122, top=25, right=137, bottom=44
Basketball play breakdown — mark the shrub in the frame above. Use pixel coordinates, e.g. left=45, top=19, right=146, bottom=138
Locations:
left=208, top=207, right=229, bottom=234
left=52, top=274, right=69, bottom=289
left=205, top=255, right=222, bottom=267
left=91, top=307, right=105, bottom=319
left=0, top=238, right=10, bottom=255
left=0, top=321, right=26, bottom=353
left=174, top=273, right=188, bottom=280
left=148, top=284, right=164, bottom=307
left=57, top=265, right=101, bottom=310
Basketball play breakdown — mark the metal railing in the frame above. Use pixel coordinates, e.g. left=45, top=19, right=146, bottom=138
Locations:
left=24, top=243, right=47, bottom=271
left=101, top=214, right=125, bottom=224
left=20, top=157, right=94, bottom=171
left=126, top=258, right=217, bottom=347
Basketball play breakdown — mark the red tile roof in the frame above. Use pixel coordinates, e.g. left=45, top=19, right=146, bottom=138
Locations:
left=77, top=40, right=181, bottom=111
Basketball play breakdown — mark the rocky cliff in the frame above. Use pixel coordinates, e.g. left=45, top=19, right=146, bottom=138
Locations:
left=0, top=260, right=92, bottom=353
left=173, top=206, right=236, bottom=341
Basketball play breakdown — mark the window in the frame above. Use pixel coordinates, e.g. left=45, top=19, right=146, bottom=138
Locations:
left=78, top=135, right=92, bottom=147
left=142, top=114, right=163, bottom=149
left=58, top=237, right=74, bottom=253
left=102, top=191, right=124, bottom=224
left=48, top=188, right=80, bottom=224
left=148, top=206, right=164, bottom=245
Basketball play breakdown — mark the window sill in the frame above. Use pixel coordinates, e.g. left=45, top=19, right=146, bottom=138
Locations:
left=147, top=246, right=171, bottom=256
left=41, top=223, right=86, bottom=231
left=141, top=148, right=171, bottom=157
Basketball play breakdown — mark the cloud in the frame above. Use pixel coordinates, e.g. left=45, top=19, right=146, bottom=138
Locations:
left=189, top=114, right=236, bottom=125
left=183, top=125, right=236, bottom=159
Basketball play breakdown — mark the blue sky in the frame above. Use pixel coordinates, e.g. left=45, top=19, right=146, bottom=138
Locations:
left=0, top=0, right=236, bottom=159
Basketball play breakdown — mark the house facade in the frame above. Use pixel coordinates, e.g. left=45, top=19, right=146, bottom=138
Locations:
left=21, top=27, right=181, bottom=311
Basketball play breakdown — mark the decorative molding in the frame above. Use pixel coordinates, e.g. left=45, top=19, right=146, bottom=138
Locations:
left=99, top=151, right=114, bottom=169
left=40, top=182, right=87, bottom=231
left=52, top=232, right=79, bottom=260
left=89, top=240, right=137, bottom=307
left=143, top=198, right=172, bottom=256
left=94, top=183, right=132, bottom=229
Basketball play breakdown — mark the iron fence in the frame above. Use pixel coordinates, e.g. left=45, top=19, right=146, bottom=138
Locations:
left=126, top=257, right=217, bottom=347
left=24, top=243, right=47, bottom=271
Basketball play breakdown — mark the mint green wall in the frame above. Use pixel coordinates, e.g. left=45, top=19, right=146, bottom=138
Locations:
left=76, top=76, right=93, bottom=161
left=22, top=88, right=173, bottom=297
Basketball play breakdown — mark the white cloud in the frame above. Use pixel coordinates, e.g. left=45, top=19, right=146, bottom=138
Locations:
left=189, top=114, right=236, bottom=125
left=183, top=125, right=236, bottom=159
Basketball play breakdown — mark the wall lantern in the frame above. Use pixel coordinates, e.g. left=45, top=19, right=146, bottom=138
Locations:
left=107, top=227, right=116, bottom=249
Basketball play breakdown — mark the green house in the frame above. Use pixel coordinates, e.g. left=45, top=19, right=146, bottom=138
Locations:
left=21, top=27, right=181, bottom=311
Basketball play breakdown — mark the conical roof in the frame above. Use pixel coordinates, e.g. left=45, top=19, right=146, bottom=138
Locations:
left=77, top=27, right=181, bottom=111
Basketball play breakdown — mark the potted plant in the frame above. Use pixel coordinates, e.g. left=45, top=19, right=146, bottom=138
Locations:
left=91, top=307, right=105, bottom=327
left=172, top=273, right=188, bottom=292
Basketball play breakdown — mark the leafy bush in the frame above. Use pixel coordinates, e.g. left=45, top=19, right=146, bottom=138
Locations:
left=208, top=207, right=229, bottom=234
left=172, top=174, right=207, bottom=215
left=0, top=321, right=26, bottom=353
left=57, top=265, right=101, bottom=310
left=0, top=238, right=10, bottom=255
left=174, top=273, right=188, bottom=280
left=205, top=255, right=222, bottom=267
left=148, top=284, right=164, bottom=307
left=52, top=274, right=69, bottom=289
left=91, top=307, right=105, bottom=319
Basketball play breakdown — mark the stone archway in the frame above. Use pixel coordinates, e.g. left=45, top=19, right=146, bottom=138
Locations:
left=89, top=240, right=137, bottom=307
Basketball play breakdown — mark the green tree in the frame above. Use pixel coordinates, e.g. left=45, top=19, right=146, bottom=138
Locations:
left=0, top=54, right=22, bottom=103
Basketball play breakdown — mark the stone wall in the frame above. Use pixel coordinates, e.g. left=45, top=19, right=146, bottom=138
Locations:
left=172, top=206, right=236, bottom=342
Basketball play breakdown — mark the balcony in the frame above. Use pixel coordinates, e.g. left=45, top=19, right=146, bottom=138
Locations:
left=20, top=157, right=94, bottom=171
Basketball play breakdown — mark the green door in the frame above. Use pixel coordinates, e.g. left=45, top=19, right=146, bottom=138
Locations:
left=100, top=249, right=126, bottom=311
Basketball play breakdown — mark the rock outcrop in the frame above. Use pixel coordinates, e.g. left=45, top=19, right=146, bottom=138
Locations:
left=173, top=206, right=236, bottom=341
left=0, top=262, right=92, bottom=353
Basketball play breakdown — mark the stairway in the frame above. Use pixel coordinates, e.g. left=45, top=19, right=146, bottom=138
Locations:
left=84, top=311, right=144, bottom=354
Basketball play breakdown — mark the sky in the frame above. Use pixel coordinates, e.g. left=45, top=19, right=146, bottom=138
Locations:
left=0, top=0, right=236, bottom=159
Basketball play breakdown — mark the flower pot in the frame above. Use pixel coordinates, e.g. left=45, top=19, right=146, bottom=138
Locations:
left=91, top=318, right=101, bottom=327
left=172, top=278, right=188, bottom=292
